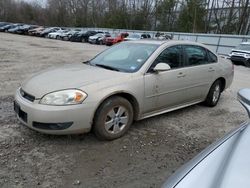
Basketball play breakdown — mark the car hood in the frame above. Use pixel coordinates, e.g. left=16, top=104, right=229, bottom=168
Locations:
left=89, top=36, right=99, bottom=39
left=21, top=63, right=126, bottom=98
left=163, top=122, right=250, bottom=188
left=231, top=49, right=250, bottom=54
left=48, top=32, right=59, bottom=35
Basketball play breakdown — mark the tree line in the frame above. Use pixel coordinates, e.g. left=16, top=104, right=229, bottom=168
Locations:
left=0, top=0, right=249, bottom=35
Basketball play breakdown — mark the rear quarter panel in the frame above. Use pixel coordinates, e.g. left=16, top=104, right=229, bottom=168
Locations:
left=217, top=57, right=234, bottom=90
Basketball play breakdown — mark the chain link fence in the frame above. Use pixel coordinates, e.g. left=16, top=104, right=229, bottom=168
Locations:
left=79, top=27, right=250, bottom=55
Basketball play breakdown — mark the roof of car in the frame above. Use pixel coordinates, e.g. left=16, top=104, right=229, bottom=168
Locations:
left=126, top=40, right=217, bottom=54
left=241, top=42, right=250, bottom=45
left=127, top=39, right=207, bottom=47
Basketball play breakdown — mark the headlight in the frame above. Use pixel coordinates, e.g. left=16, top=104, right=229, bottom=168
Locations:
left=40, top=89, right=87, bottom=105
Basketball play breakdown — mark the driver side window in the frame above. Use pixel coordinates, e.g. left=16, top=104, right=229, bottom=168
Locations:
left=149, top=45, right=183, bottom=72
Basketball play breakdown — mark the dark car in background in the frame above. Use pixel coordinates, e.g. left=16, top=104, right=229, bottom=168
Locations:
left=70, top=30, right=100, bottom=42
left=14, top=25, right=38, bottom=35
left=39, top=27, right=61, bottom=37
left=229, top=42, right=250, bottom=67
left=61, top=29, right=82, bottom=41
left=0, top=23, right=22, bottom=32
left=0, top=22, right=9, bottom=27
left=8, top=25, right=24, bottom=33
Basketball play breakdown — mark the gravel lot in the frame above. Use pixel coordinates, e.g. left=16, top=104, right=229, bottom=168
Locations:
left=0, top=32, right=250, bottom=188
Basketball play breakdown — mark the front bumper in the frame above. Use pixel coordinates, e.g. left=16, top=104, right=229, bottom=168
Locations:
left=88, top=39, right=96, bottom=44
left=14, top=89, right=95, bottom=135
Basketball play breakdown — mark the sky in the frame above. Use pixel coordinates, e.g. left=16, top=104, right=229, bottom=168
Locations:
left=20, top=0, right=47, bottom=7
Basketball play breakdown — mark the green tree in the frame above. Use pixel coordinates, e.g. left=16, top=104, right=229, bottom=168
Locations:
left=178, top=0, right=206, bottom=33
left=156, top=0, right=178, bottom=31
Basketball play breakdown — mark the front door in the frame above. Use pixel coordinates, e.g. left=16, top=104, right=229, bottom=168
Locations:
left=143, top=45, right=189, bottom=113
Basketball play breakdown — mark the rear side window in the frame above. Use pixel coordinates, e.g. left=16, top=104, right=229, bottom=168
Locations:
left=207, top=51, right=218, bottom=63
left=184, top=45, right=208, bottom=66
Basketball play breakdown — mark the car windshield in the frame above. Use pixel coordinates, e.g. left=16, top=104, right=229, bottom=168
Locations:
left=89, top=43, right=159, bottom=73
left=236, top=44, right=250, bottom=51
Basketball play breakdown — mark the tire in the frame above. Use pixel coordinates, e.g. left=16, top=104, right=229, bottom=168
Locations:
left=204, top=80, right=222, bottom=107
left=244, top=60, right=250, bottom=67
left=93, top=97, right=134, bottom=140
left=56, top=35, right=60, bottom=40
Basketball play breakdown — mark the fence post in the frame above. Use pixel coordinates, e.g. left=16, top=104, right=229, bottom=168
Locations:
left=216, top=35, right=221, bottom=53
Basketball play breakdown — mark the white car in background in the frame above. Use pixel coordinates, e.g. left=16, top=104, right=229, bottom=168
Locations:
left=124, top=33, right=151, bottom=41
left=48, top=29, right=69, bottom=39
left=229, top=42, right=250, bottom=67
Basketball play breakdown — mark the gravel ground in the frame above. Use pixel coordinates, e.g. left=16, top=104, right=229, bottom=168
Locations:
left=0, top=32, right=250, bottom=188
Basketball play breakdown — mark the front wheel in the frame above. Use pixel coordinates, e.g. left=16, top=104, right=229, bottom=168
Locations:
left=93, top=97, right=133, bottom=140
left=204, top=80, right=222, bottom=107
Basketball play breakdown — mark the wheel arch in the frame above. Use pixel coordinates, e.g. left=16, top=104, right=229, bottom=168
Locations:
left=215, top=77, right=226, bottom=92
left=93, top=91, right=140, bottom=122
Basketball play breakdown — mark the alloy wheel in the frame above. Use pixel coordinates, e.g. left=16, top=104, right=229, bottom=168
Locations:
left=104, top=106, right=129, bottom=134
left=212, top=84, right=220, bottom=103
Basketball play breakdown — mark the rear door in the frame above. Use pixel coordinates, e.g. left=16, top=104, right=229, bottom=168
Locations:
left=182, top=45, right=216, bottom=101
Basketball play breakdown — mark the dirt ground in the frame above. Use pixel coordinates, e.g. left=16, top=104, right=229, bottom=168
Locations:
left=0, top=32, right=250, bottom=188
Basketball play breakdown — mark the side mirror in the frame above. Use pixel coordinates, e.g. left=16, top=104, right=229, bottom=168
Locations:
left=153, top=63, right=171, bottom=73
left=238, top=88, right=250, bottom=117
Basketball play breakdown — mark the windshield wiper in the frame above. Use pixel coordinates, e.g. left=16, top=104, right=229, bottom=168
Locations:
left=95, top=64, right=120, bottom=72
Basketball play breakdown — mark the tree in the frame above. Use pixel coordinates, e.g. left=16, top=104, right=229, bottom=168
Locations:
left=178, top=0, right=207, bottom=33
left=156, top=0, right=178, bottom=31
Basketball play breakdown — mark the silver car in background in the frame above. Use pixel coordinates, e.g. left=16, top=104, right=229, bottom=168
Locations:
left=162, top=88, right=250, bottom=188
left=14, top=40, right=234, bottom=140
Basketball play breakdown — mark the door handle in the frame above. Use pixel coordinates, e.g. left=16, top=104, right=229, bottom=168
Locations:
left=208, top=67, right=215, bottom=72
left=177, top=72, right=186, bottom=78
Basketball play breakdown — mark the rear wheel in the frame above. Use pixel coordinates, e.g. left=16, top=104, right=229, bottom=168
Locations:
left=99, top=40, right=103, bottom=45
left=93, top=97, right=133, bottom=140
left=204, top=80, right=222, bottom=107
left=82, top=38, right=87, bottom=43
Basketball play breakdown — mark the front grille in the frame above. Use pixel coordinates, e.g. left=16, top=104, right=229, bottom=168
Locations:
left=20, top=88, right=35, bottom=102
left=231, top=56, right=246, bottom=62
